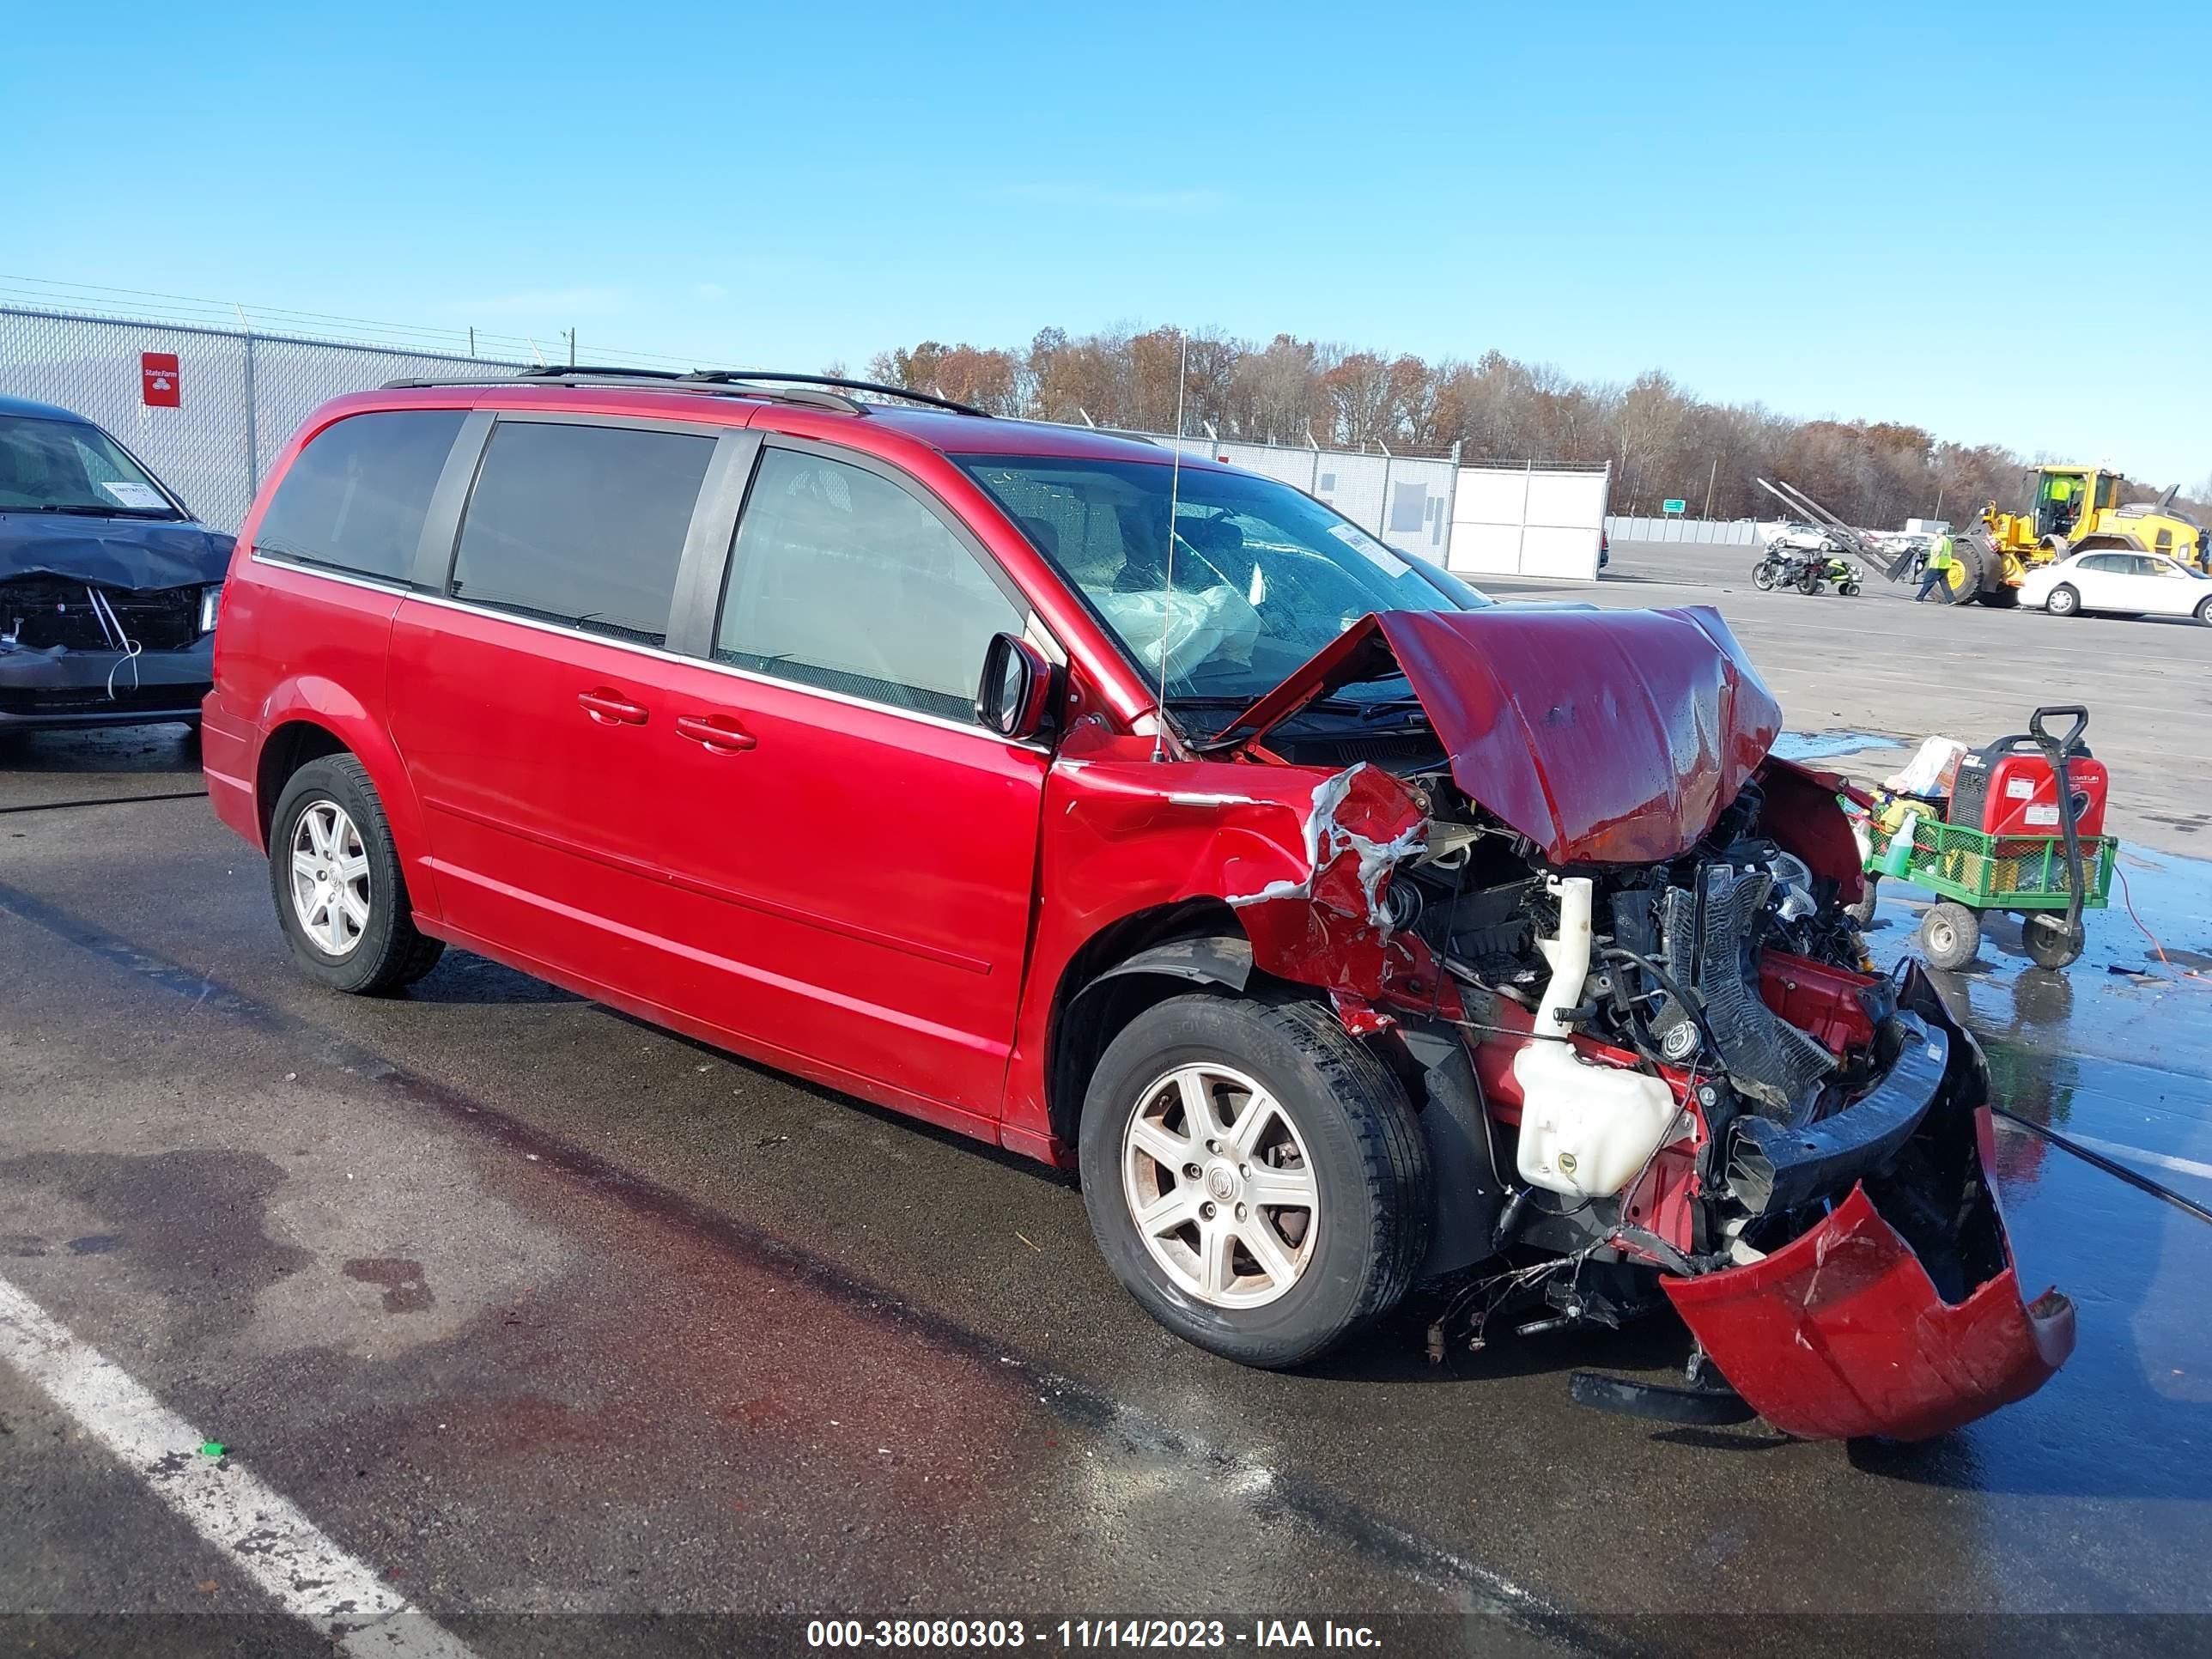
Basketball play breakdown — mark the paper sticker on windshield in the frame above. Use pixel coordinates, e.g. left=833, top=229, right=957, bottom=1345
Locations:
left=100, top=482, right=167, bottom=510
left=1328, top=521, right=1405, bottom=574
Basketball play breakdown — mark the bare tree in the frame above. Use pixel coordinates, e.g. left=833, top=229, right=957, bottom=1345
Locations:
left=855, top=323, right=2138, bottom=530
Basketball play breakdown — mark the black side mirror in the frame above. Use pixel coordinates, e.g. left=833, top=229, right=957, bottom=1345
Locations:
left=975, top=631, right=1054, bottom=741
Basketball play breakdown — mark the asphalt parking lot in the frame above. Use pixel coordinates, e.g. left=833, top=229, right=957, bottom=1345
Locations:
left=3, top=544, right=2209, bottom=1656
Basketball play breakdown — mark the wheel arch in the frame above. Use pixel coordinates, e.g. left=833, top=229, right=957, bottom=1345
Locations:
left=1045, top=900, right=1258, bottom=1152
left=249, top=684, right=441, bottom=921
left=254, top=719, right=352, bottom=844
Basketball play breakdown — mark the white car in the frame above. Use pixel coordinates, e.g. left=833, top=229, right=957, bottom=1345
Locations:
left=1766, top=522, right=1839, bottom=554
left=2021, top=549, right=2212, bottom=623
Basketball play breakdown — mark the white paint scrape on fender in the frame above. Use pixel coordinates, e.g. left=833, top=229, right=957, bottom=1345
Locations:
left=1225, top=763, right=1426, bottom=927
left=1512, top=875, right=1684, bottom=1199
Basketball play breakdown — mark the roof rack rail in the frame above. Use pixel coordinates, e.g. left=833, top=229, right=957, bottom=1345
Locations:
left=380, top=364, right=991, bottom=417
left=681, top=370, right=991, bottom=417
left=380, top=368, right=858, bottom=413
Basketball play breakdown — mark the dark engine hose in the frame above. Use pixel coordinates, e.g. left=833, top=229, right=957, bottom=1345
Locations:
left=1600, top=945, right=1723, bottom=1060
left=1992, top=1105, right=2212, bottom=1228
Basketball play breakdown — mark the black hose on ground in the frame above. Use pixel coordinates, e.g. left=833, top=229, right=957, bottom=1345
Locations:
left=1991, top=1105, right=2212, bottom=1228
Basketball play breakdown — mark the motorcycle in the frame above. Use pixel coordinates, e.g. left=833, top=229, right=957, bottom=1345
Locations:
left=1753, top=547, right=1862, bottom=596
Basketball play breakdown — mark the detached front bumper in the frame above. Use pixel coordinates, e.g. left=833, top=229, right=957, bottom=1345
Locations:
left=1665, top=968, right=2075, bottom=1440
left=0, top=636, right=212, bottom=729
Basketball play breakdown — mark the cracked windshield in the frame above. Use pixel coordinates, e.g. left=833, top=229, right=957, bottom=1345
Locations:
left=957, top=454, right=1486, bottom=727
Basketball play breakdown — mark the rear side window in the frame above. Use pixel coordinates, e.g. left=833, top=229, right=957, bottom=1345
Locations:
left=451, top=421, right=714, bottom=647
left=715, top=447, right=1024, bottom=722
left=254, top=410, right=464, bottom=581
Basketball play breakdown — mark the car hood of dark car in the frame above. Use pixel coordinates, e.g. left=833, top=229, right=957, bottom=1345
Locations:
left=1222, top=603, right=1785, bottom=866
left=0, top=513, right=236, bottom=591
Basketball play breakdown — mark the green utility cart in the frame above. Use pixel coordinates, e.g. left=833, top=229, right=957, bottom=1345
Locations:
left=1849, top=703, right=2106, bottom=973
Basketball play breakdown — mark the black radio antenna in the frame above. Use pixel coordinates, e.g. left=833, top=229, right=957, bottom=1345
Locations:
left=1152, top=330, right=1189, bottom=762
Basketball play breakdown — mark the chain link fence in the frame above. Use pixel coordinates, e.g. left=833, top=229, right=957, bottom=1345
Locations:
left=1, top=303, right=1593, bottom=573
left=0, top=306, right=525, bottom=532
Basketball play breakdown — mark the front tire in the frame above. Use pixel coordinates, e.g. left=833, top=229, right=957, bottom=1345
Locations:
left=2046, top=583, right=2081, bottom=617
left=1079, top=994, right=1431, bottom=1370
left=1753, top=562, right=1777, bottom=590
left=1920, top=902, right=1983, bottom=972
left=268, top=755, right=444, bottom=995
left=2196, top=596, right=2212, bottom=626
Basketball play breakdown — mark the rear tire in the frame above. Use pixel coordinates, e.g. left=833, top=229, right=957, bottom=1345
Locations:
left=2045, top=583, right=2081, bottom=617
left=1796, top=567, right=1822, bottom=595
left=1078, top=994, right=1431, bottom=1370
left=1839, top=580, right=1862, bottom=598
left=2195, top=596, right=2212, bottom=626
left=268, top=755, right=445, bottom=995
left=2021, top=914, right=2081, bottom=971
left=1919, top=902, right=1983, bottom=972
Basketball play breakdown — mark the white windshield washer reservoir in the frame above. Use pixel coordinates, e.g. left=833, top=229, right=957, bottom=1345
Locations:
left=1512, top=875, right=1686, bottom=1199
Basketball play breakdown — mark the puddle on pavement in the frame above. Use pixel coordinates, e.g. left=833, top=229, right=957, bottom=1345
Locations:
left=1856, top=840, right=2212, bottom=1595
left=1771, top=728, right=1899, bottom=762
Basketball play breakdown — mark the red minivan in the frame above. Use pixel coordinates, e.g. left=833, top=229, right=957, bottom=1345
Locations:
left=204, top=368, right=2071, bottom=1439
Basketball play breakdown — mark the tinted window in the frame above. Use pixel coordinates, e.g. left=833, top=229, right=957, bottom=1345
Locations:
left=716, top=447, right=1024, bottom=722
left=255, top=410, right=463, bottom=580
left=452, top=421, right=714, bottom=647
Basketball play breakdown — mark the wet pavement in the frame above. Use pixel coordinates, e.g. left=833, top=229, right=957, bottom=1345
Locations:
left=3, top=702, right=2210, bottom=1654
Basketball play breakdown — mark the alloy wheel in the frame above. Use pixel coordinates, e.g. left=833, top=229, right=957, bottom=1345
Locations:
left=1121, top=1063, right=1319, bottom=1309
left=289, top=800, right=371, bottom=957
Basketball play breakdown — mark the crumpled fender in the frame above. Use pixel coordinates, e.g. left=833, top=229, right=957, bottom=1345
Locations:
left=1663, top=1107, right=2075, bottom=1441
left=1756, top=755, right=1866, bottom=903
left=999, top=726, right=1443, bottom=1158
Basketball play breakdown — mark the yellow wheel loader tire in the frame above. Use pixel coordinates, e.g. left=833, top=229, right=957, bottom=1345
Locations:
left=1944, top=537, right=1994, bottom=603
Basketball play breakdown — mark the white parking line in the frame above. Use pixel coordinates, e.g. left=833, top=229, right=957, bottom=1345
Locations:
left=2058, top=1133, right=2212, bottom=1186
left=0, top=1274, right=477, bottom=1658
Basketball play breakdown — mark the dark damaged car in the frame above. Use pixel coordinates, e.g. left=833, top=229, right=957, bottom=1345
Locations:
left=0, top=393, right=230, bottom=732
left=202, top=370, right=2074, bottom=1441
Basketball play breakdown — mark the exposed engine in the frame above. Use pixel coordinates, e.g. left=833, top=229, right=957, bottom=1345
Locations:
left=1371, top=767, right=1906, bottom=1285
left=1210, top=604, right=2071, bottom=1437
left=1395, top=778, right=1869, bottom=1103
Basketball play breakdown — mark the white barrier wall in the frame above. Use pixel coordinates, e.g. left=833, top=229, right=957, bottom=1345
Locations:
left=1605, top=515, right=1760, bottom=545
left=1449, top=463, right=1611, bottom=580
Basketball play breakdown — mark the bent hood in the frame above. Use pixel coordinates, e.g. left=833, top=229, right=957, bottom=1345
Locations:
left=0, top=513, right=234, bottom=591
left=1227, top=605, right=1783, bottom=866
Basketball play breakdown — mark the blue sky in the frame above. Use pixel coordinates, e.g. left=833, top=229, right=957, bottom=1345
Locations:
left=7, top=1, right=2209, bottom=485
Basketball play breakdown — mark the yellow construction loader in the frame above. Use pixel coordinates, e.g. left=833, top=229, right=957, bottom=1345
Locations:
left=1943, top=465, right=2208, bottom=606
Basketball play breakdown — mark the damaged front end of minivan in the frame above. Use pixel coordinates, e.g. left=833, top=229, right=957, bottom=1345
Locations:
left=1147, top=603, right=2074, bottom=1440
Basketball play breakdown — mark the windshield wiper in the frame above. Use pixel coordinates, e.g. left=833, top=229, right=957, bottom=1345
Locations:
left=1167, top=692, right=1368, bottom=715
